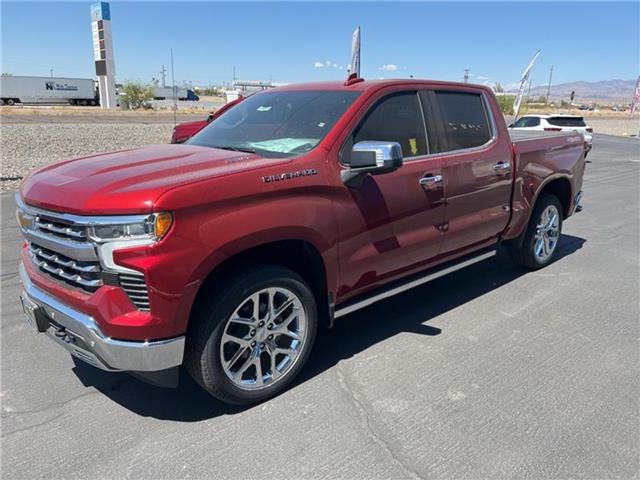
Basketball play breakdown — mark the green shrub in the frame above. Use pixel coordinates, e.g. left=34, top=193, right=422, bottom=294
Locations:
left=120, top=81, right=155, bottom=110
left=496, top=95, right=516, bottom=115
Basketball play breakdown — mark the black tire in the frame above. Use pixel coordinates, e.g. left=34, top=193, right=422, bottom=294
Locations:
left=6, top=99, right=15, bottom=106
left=185, top=265, right=317, bottom=405
left=508, top=193, right=563, bottom=269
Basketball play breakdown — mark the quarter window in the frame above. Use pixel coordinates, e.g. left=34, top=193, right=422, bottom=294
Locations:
left=433, top=91, right=492, bottom=151
left=343, top=92, right=428, bottom=164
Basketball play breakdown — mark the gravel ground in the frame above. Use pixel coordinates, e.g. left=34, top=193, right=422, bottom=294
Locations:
left=0, top=123, right=173, bottom=191
left=587, top=117, right=640, bottom=136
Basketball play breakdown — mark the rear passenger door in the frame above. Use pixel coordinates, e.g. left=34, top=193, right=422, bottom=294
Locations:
left=420, top=89, right=513, bottom=254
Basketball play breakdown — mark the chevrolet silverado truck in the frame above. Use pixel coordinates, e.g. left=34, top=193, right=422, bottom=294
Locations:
left=17, top=79, right=585, bottom=404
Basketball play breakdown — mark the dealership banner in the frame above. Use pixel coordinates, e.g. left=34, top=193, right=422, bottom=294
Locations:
left=351, top=27, right=361, bottom=78
left=630, top=76, right=640, bottom=118
left=513, top=50, right=541, bottom=119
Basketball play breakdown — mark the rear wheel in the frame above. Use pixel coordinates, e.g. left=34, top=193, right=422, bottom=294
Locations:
left=6, top=99, right=15, bottom=106
left=508, top=193, right=563, bottom=269
left=186, top=265, right=317, bottom=404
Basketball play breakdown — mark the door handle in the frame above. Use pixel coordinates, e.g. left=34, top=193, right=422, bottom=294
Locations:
left=493, top=161, right=511, bottom=173
left=419, top=174, right=443, bottom=188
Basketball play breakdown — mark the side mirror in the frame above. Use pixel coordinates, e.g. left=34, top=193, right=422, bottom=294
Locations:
left=508, top=123, right=514, bottom=128
left=342, top=141, right=403, bottom=185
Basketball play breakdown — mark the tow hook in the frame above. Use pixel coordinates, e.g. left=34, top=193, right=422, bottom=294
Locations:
left=53, top=327, right=75, bottom=345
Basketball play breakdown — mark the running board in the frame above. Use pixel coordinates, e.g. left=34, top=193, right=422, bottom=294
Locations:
left=334, top=249, right=497, bottom=319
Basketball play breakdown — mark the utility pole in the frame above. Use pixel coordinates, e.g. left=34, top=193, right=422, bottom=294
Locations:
left=170, top=48, right=176, bottom=128
left=160, top=65, right=167, bottom=88
left=50, top=69, right=54, bottom=78
left=232, top=66, right=236, bottom=88
left=464, top=69, right=470, bottom=83
left=526, top=77, right=533, bottom=106
left=545, top=65, right=554, bottom=105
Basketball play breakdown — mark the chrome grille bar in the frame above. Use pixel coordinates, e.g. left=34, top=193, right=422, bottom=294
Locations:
left=29, top=244, right=102, bottom=290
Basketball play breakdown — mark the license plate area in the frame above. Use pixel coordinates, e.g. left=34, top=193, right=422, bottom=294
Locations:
left=20, top=295, right=51, bottom=333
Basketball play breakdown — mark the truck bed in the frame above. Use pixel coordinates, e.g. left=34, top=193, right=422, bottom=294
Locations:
left=508, top=129, right=578, bottom=143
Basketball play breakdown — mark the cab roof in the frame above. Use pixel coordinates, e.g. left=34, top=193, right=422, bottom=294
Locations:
left=272, top=78, right=493, bottom=93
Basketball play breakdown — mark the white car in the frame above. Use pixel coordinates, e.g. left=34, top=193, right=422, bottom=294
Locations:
left=509, top=114, right=593, bottom=153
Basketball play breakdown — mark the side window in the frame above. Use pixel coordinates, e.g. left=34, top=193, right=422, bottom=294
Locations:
left=343, top=92, right=428, bottom=164
left=529, top=117, right=541, bottom=127
left=433, top=91, right=492, bottom=151
left=513, top=117, right=532, bottom=127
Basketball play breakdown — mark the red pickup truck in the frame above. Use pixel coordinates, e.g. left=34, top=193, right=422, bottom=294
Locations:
left=17, top=79, right=586, bottom=404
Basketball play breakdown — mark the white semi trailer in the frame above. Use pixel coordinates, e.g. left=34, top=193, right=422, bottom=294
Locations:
left=0, top=76, right=98, bottom=106
left=153, top=86, right=188, bottom=100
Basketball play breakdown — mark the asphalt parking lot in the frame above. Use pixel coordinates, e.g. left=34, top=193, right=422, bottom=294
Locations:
left=1, top=134, right=638, bottom=479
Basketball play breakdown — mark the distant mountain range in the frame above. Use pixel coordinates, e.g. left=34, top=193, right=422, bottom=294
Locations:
left=508, top=79, right=637, bottom=103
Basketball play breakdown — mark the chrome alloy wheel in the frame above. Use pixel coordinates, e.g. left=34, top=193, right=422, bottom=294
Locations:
left=219, top=287, right=307, bottom=390
left=534, top=204, right=560, bottom=263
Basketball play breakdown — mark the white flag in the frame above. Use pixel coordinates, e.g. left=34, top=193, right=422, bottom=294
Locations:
left=513, top=50, right=541, bottom=119
left=630, top=76, right=640, bottom=118
left=350, top=27, right=361, bottom=78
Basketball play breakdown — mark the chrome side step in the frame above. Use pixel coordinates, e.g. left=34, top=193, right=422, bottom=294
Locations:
left=334, top=249, right=497, bottom=319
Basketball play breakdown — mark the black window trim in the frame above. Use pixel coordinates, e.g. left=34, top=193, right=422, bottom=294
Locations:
left=420, top=89, right=498, bottom=158
left=339, top=90, right=431, bottom=166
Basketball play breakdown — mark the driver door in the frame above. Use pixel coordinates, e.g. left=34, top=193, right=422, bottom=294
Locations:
left=336, top=91, right=446, bottom=299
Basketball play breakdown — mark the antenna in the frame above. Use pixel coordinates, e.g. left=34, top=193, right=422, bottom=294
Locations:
left=160, top=65, right=167, bottom=88
left=170, top=48, right=176, bottom=128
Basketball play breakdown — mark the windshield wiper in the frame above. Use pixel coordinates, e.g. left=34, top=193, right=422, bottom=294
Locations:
left=211, top=145, right=256, bottom=154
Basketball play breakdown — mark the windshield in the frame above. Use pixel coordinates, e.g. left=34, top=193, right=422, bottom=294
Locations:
left=188, top=90, right=360, bottom=158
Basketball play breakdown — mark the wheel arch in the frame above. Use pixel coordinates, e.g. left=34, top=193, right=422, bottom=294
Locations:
left=507, top=175, right=572, bottom=249
left=189, top=237, right=332, bottom=330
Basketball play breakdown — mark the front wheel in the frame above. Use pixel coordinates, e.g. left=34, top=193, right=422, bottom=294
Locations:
left=508, top=193, right=563, bottom=269
left=186, top=265, right=317, bottom=404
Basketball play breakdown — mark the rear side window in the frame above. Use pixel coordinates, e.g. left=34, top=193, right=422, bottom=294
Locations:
left=343, top=92, right=428, bottom=163
left=513, top=116, right=540, bottom=127
left=547, top=116, right=586, bottom=127
left=433, top=91, right=492, bottom=151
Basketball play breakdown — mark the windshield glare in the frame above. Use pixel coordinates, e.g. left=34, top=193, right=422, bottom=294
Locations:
left=188, top=91, right=360, bottom=158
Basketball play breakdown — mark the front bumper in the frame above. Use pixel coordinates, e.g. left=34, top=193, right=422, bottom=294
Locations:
left=19, top=262, right=185, bottom=372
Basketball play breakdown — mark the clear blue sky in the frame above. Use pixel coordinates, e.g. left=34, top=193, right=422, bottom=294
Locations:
left=1, top=1, right=638, bottom=88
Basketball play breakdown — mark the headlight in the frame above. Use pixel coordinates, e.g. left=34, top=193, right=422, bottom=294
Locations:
left=16, top=208, right=34, bottom=230
left=88, top=212, right=173, bottom=243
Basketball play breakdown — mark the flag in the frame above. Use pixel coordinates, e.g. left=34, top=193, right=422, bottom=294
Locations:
left=630, top=76, right=640, bottom=118
left=513, top=50, right=541, bottom=119
left=350, top=27, right=361, bottom=79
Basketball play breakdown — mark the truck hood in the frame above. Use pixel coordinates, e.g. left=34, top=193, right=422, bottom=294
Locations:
left=20, top=144, right=271, bottom=215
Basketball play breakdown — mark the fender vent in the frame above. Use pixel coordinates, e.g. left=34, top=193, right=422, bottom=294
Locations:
left=118, top=274, right=150, bottom=312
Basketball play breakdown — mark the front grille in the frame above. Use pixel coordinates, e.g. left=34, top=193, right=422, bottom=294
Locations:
left=34, top=214, right=88, bottom=242
left=21, top=200, right=152, bottom=312
left=118, top=274, right=150, bottom=311
left=29, top=243, right=102, bottom=292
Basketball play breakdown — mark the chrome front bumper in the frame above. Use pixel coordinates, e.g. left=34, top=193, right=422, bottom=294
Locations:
left=19, top=262, right=184, bottom=372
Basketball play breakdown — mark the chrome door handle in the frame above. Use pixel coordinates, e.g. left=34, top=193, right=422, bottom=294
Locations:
left=493, top=161, right=511, bottom=173
left=419, top=174, right=443, bottom=188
